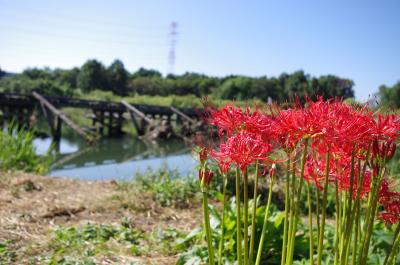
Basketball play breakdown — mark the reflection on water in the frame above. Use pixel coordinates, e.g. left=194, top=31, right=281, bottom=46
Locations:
left=34, top=136, right=197, bottom=180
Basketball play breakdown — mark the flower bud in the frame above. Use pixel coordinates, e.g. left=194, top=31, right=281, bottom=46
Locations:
left=199, top=148, right=208, bottom=165
left=269, top=163, right=277, bottom=179
left=198, top=169, right=214, bottom=186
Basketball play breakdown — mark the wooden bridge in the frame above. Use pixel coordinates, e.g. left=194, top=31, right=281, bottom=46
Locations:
left=0, top=92, right=203, bottom=142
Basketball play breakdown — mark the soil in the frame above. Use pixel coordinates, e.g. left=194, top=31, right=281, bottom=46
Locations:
left=0, top=171, right=203, bottom=265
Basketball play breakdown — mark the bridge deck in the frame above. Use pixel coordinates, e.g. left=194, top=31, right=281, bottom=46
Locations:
left=0, top=92, right=199, bottom=117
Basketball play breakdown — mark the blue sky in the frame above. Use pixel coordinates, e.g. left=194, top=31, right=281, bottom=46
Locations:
left=0, top=0, right=399, bottom=100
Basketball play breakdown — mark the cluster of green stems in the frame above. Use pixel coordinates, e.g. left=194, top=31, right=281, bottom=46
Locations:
left=200, top=139, right=400, bottom=265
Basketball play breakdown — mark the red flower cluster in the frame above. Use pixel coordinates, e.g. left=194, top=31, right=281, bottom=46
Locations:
left=379, top=180, right=400, bottom=224
left=206, top=97, right=400, bottom=224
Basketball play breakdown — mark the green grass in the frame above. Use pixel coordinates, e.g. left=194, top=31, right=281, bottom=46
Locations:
left=80, top=90, right=264, bottom=109
left=0, top=125, right=53, bottom=173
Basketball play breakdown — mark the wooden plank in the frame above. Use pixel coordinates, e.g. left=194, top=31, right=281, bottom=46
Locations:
left=121, top=100, right=154, bottom=124
left=170, top=106, right=195, bottom=123
left=32, top=92, right=94, bottom=142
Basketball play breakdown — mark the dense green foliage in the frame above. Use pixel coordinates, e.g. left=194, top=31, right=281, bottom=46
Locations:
left=378, top=81, right=400, bottom=108
left=0, top=59, right=355, bottom=102
left=177, top=196, right=398, bottom=265
left=0, top=126, right=52, bottom=173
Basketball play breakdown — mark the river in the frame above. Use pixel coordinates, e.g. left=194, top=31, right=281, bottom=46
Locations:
left=34, top=136, right=197, bottom=180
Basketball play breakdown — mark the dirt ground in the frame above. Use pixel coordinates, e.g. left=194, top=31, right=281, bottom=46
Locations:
left=0, top=171, right=203, bottom=265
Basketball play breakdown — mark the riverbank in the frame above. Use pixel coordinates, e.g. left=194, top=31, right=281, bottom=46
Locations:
left=0, top=171, right=203, bottom=264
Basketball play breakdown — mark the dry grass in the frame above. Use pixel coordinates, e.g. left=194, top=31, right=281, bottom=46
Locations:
left=0, top=171, right=203, bottom=264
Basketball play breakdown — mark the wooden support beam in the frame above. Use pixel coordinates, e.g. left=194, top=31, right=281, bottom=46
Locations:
left=121, top=100, right=154, bottom=124
left=32, top=92, right=95, bottom=142
left=170, top=106, right=195, bottom=123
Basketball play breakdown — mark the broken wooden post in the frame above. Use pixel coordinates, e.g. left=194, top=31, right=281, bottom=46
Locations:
left=170, top=106, right=196, bottom=124
left=121, top=100, right=153, bottom=124
left=32, top=92, right=95, bottom=142
left=121, top=100, right=154, bottom=135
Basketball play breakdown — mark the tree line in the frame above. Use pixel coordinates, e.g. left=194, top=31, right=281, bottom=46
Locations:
left=0, top=59, right=355, bottom=102
left=378, top=81, right=400, bottom=108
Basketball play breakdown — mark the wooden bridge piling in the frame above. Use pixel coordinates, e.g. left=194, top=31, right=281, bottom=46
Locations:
left=0, top=92, right=202, bottom=140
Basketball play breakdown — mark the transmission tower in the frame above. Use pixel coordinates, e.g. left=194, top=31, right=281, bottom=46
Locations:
left=168, top=21, right=178, bottom=75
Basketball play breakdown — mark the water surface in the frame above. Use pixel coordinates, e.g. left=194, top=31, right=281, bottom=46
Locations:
left=34, top=136, right=197, bottom=180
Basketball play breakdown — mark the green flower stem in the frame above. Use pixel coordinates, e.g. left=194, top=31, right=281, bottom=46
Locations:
left=317, top=149, right=330, bottom=265
left=243, top=170, right=249, bottom=265
left=316, top=187, right=321, bottom=242
left=286, top=161, right=297, bottom=263
left=351, top=200, right=360, bottom=265
left=307, top=181, right=314, bottom=265
left=340, top=149, right=356, bottom=265
left=202, top=188, right=215, bottom=265
left=280, top=158, right=291, bottom=265
left=236, top=167, right=243, bottom=265
left=334, top=180, right=340, bottom=265
left=218, top=173, right=227, bottom=265
left=249, top=161, right=260, bottom=265
left=255, top=171, right=275, bottom=265
left=287, top=139, right=309, bottom=265
left=351, top=159, right=364, bottom=265
left=384, top=224, right=400, bottom=265
left=359, top=165, right=385, bottom=265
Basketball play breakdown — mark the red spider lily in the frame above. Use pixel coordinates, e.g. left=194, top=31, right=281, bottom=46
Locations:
left=335, top=164, right=372, bottom=200
left=371, top=140, right=397, bottom=165
left=372, top=114, right=400, bottom=144
left=211, top=149, right=231, bottom=174
left=209, top=104, right=247, bottom=136
left=243, top=110, right=275, bottom=141
left=304, top=155, right=335, bottom=190
left=308, top=99, right=373, bottom=156
left=198, top=169, right=214, bottom=186
left=379, top=179, right=400, bottom=224
left=274, top=98, right=337, bottom=150
left=219, top=131, right=272, bottom=171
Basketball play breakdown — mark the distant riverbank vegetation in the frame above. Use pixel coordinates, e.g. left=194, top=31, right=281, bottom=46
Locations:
left=0, top=59, right=356, bottom=107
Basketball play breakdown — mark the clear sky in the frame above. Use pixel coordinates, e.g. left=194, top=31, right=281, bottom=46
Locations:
left=0, top=0, right=399, bottom=100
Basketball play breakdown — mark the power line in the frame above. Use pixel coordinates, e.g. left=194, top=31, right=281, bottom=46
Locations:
left=0, top=10, right=165, bottom=40
left=0, top=5, right=165, bottom=33
left=0, top=24, right=168, bottom=47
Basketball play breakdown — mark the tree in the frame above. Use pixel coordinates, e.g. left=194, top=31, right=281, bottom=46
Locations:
left=317, top=75, right=354, bottom=99
left=22, top=67, right=52, bottom=79
left=54, top=67, right=80, bottom=89
left=0, top=67, right=5, bottom=79
left=283, top=70, right=310, bottom=99
left=378, top=81, right=400, bottom=108
left=132, top=67, right=162, bottom=78
left=77, top=60, right=108, bottom=92
left=107, top=59, right=128, bottom=95
left=214, top=76, right=253, bottom=100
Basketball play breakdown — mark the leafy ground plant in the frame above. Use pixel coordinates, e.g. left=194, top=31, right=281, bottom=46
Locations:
left=177, top=196, right=398, bottom=265
left=134, top=168, right=200, bottom=208
left=36, top=222, right=143, bottom=264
